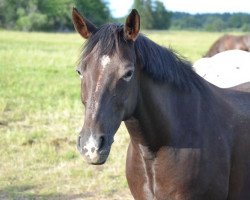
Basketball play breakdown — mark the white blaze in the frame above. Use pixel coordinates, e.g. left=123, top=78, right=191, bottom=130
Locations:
left=101, top=55, right=111, bottom=68
left=91, top=55, right=111, bottom=120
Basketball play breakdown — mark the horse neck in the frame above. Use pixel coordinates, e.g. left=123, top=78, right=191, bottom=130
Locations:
left=131, top=72, right=218, bottom=151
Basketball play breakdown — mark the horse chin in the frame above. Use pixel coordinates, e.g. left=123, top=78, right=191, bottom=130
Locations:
left=84, top=147, right=111, bottom=165
left=88, top=158, right=107, bottom=165
left=86, top=154, right=109, bottom=165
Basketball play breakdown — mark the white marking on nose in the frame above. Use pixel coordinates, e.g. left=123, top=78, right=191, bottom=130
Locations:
left=83, top=134, right=98, bottom=160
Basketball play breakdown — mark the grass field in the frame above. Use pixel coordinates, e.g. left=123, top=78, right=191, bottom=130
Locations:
left=0, top=30, right=243, bottom=199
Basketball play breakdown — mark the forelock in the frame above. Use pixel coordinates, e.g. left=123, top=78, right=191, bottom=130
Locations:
left=83, top=23, right=126, bottom=60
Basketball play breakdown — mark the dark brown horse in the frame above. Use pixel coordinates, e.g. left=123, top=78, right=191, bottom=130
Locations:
left=72, top=8, right=250, bottom=199
left=205, top=34, right=250, bottom=57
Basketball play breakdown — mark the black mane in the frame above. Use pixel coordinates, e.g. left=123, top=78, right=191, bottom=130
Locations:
left=82, top=23, right=205, bottom=91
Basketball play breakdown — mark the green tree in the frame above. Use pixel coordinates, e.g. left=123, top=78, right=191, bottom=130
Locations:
left=228, top=14, right=244, bottom=29
left=0, top=0, right=111, bottom=31
left=204, top=18, right=225, bottom=32
left=152, top=1, right=171, bottom=30
left=16, top=0, right=48, bottom=31
left=132, top=0, right=171, bottom=30
left=143, top=0, right=155, bottom=29
left=38, top=0, right=73, bottom=31
left=132, top=0, right=143, bottom=13
left=0, top=0, right=48, bottom=31
left=241, top=24, right=250, bottom=32
left=0, top=0, right=26, bottom=29
left=132, top=0, right=154, bottom=29
left=74, top=0, right=111, bottom=27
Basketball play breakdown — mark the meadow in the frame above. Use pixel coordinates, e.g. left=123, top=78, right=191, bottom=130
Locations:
left=0, top=30, right=242, bottom=199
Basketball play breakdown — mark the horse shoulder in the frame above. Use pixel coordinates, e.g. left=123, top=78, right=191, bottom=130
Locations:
left=125, top=118, right=155, bottom=200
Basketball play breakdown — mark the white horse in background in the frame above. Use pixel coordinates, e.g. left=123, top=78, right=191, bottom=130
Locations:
left=193, top=50, right=250, bottom=88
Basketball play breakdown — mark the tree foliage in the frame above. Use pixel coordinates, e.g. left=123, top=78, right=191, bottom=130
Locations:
left=0, top=0, right=249, bottom=32
left=0, top=0, right=111, bottom=31
left=153, top=1, right=171, bottom=30
left=74, top=0, right=111, bottom=27
left=132, top=0, right=171, bottom=30
left=171, top=12, right=250, bottom=32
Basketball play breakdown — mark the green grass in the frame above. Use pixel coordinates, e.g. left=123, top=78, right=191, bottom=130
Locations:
left=0, top=30, right=243, bottom=199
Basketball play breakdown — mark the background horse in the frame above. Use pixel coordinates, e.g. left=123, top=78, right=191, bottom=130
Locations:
left=205, top=34, right=250, bottom=57
left=193, top=50, right=250, bottom=88
left=72, top=8, right=250, bottom=199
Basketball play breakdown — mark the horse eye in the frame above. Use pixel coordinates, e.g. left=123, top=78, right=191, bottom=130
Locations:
left=76, top=69, right=83, bottom=79
left=122, top=70, right=134, bottom=81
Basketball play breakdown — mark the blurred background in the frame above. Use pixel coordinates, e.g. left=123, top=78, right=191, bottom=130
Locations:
left=0, top=0, right=250, bottom=32
left=0, top=0, right=249, bottom=200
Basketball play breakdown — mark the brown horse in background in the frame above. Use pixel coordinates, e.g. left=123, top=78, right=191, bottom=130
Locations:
left=205, top=34, right=250, bottom=57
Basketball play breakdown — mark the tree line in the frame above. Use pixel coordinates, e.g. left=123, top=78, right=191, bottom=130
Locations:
left=171, top=12, right=250, bottom=32
left=0, top=0, right=249, bottom=31
left=0, top=0, right=111, bottom=31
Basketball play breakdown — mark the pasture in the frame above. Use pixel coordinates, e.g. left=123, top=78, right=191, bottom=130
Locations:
left=0, top=30, right=243, bottom=199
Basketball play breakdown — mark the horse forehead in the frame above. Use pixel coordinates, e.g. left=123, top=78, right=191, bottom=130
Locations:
left=100, top=55, right=111, bottom=69
left=94, top=55, right=111, bottom=90
left=97, top=54, right=128, bottom=72
left=87, top=54, right=112, bottom=75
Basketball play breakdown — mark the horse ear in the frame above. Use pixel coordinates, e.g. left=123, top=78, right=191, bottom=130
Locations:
left=124, top=9, right=140, bottom=41
left=72, top=7, right=97, bottom=39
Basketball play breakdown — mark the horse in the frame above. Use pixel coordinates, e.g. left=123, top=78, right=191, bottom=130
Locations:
left=205, top=34, right=250, bottom=57
left=72, top=8, right=250, bottom=199
left=193, top=50, right=250, bottom=88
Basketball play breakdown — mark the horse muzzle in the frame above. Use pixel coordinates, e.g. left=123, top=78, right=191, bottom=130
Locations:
left=77, top=133, right=112, bottom=165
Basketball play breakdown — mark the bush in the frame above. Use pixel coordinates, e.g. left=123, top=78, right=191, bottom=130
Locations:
left=241, top=24, right=250, bottom=32
left=16, top=13, right=47, bottom=31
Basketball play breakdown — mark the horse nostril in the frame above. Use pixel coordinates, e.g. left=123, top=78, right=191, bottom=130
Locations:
left=98, top=135, right=105, bottom=150
left=77, top=135, right=82, bottom=149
